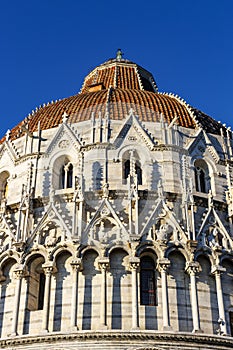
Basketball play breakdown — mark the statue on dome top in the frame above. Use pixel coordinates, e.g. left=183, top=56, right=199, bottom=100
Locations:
left=116, top=48, right=123, bottom=61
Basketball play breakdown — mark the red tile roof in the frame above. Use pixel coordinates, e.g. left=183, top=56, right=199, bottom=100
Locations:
left=81, top=59, right=157, bottom=92
left=0, top=58, right=226, bottom=143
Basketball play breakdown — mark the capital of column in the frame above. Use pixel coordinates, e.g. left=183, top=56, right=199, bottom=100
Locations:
left=42, top=262, right=57, bottom=275
left=13, top=264, right=27, bottom=279
left=187, top=240, right=198, bottom=251
left=70, top=258, right=82, bottom=272
left=98, top=258, right=110, bottom=271
left=157, top=258, right=170, bottom=273
left=211, top=265, right=226, bottom=275
left=129, top=257, right=140, bottom=271
left=185, top=261, right=200, bottom=275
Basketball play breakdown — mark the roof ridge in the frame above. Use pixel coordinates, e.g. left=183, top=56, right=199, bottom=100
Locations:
left=135, top=66, right=144, bottom=91
left=160, top=92, right=200, bottom=129
left=114, top=65, right=118, bottom=88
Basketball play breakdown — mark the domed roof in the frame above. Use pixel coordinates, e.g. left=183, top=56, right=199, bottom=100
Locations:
left=1, top=55, right=226, bottom=142
left=80, top=57, right=158, bottom=93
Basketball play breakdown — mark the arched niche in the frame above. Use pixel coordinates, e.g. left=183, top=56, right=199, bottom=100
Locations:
left=26, top=254, right=45, bottom=312
left=138, top=249, right=158, bottom=330
left=0, top=258, right=17, bottom=337
left=53, top=251, right=72, bottom=332
left=196, top=254, right=218, bottom=334
left=167, top=251, right=192, bottom=332
left=221, top=258, right=233, bottom=336
left=109, top=248, right=129, bottom=330
left=139, top=250, right=158, bottom=305
left=80, top=249, right=100, bottom=330
left=23, top=254, right=45, bottom=335
left=0, top=171, right=10, bottom=201
left=39, top=221, right=62, bottom=247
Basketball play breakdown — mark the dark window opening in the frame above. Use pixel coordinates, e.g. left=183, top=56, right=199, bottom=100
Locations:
left=67, top=164, right=73, bottom=188
left=61, top=162, right=73, bottom=189
left=93, top=161, right=103, bottom=190
left=195, top=166, right=207, bottom=193
left=124, top=160, right=130, bottom=181
left=61, top=166, right=65, bottom=189
left=136, top=163, right=142, bottom=185
left=140, top=256, right=156, bottom=306
left=230, top=312, right=233, bottom=336
left=217, top=232, right=223, bottom=246
left=123, top=159, right=142, bottom=185
left=38, top=273, right=45, bottom=310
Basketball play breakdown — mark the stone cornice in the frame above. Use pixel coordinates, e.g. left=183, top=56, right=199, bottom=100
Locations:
left=153, top=144, right=188, bottom=154
left=1, top=331, right=233, bottom=349
left=13, top=153, right=42, bottom=164
left=81, top=142, right=114, bottom=152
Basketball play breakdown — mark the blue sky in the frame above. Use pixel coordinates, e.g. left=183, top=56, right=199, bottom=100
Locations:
left=0, top=1, right=232, bottom=138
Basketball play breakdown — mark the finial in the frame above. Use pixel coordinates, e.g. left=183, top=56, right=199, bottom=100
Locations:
left=62, top=112, right=68, bottom=124
left=5, top=129, right=11, bottom=141
left=129, top=108, right=134, bottom=116
left=116, top=48, right=123, bottom=61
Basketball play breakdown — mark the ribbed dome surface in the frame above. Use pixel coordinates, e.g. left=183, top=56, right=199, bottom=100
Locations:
left=19, top=89, right=195, bottom=131
left=81, top=58, right=158, bottom=93
left=1, top=58, right=226, bottom=142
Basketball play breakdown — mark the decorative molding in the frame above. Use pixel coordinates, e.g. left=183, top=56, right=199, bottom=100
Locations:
left=0, top=331, right=233, bottom=349
left=45, top=122, right=81, bottom=155
left=113, top=112, right=155, bottom=150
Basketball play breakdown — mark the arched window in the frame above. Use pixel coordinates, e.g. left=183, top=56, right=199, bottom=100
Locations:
left=0, top=171, right=10, bottom=200
left=38, top=272, right=45, bottom=310
left=60, top=162, right=73, bottom=189
left=92, top=161, right=103, bottom=190
left=195, top=167, right=206, bottom=192
left=140, top=256, right=156, bottom=306
left=135, top=162, right=142, bottom=185
left=122, top=157, right=142, bottom=185
left=27, top=256, right=45, bottom=311
left=194, top=160, right=209, bottom=193
left=123, top=159, right=130, bottom=181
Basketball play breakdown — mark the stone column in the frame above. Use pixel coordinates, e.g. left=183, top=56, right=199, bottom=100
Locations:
left=212, top=265, right=227, bottom=335
left=16, top=208, right=23, bottom=241
left=73, top=176, right=84, bottom=238
left=41, top=262, right=56, bottom=333
left=70, top=259, right=82, bottom=330
left=186, top=262, right=201, bottom=333
left=63, top=164, right=68, bottom=188
left=129, top=257, right=140, bottom=330
left=11, top=265, right=26, bottom=336
left=158, top=258, right=171, bottom=330
left=98, top=258, right=109, bottom=329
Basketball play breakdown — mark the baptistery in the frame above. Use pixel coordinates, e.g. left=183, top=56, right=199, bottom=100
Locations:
left=0, top=51, right=233, bottom=349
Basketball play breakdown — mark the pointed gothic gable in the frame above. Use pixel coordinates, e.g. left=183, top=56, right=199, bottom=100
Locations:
left=45, top=118, right=82, bottom=156
left=186, top=129, right=220, bottom=163
left=140, top=197, right=164, bottom=238
left=197, top=206, right=233, bottom=250
left=140, top=196, right=188, bottom=243
left=29, top=201, right=72, bottom=247
left=82, top=198, right=128, bottom=244
left=0, top=139, right=19, bottom=165
left=113, top=111, right=155, bottom=150
left=0, top=214, right=16, bottom=250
